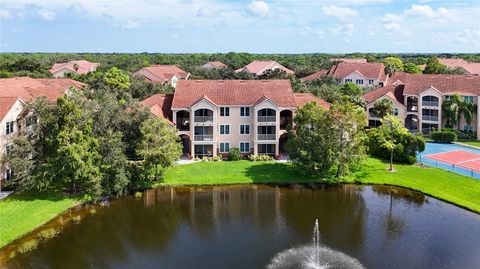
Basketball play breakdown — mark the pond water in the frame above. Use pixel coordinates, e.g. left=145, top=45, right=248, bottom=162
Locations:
left=4, top=185, right=480, bottom=269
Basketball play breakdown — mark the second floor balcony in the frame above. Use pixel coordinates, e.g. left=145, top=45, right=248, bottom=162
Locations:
left=194, top=135, right=214, bottom=141
left=422, top=101, right=439, bottom=107
left=258, top=116, right=276, bottom=123
left=194, top=116, right=214, bottom=123
left=422, top=115, right=439, bottom=121
left=257, top=134, right=276, bottom=140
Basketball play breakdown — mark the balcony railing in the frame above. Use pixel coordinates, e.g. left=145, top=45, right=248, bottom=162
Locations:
left=194, top=116, right=213, bottom=123
left=258, top=116, right=276, bottom=123
left=422, top=101, right=439, bottom=107
left=194, top=135, right=214, bottom=141
left=422, top=115, right=439, bottom=121
left=257, top=134, right=276, bottom=140
left=407, top=105, right=418, bottom=112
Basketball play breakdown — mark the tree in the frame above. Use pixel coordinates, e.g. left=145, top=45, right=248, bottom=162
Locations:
left=459, top=101, right=477, bottom=133
left=1, top=136, right=36, bottom=191
left=138, top=118, right=182, bottom=181
left=340, top=83, right=365, bottom=107
left=378, top=115, right=407, bottom=171
left=383, top=57, right=404, bottom=75
left=424, top=57, right=448, bottom=74
left=257, top=69, right=289, bottom=79
left=328, top=102, right=368, bottom=177
left=403, top=63, right=422, bottom=74
left=372, top=98, right=394, bottom=119
left=103, top=67, right=131, bottom=91
left=442, top=94, right=461, bottom=129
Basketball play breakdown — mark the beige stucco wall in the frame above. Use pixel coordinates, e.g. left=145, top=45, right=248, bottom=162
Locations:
left=365, top=96, right=406, bottom=123
left=0, top=99, right=23, bottom=181
left=342, top=71, right=380, bottom=88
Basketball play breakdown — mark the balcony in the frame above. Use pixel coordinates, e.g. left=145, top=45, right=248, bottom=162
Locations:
left=407, top=105, right=418, bottom=112
left=194, top=116, right=213, bottom=123
left=422, top=101, right=439, bottom=107
left=422, top=115, right=439, bottom=121
left=258, top=134, right=276, bottom=140
left=258, top=116, right=276, bottom=123
left=194, top=135, right=214, bottom=141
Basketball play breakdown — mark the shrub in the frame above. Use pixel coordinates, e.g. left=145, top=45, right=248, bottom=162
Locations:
left=368, top=128, right=425, bottom=164
left=431, top=130, right=457, bottom=143
left=248, top=154, right=274, bottom=162
left=228, top=148, right=242, bottom=161
left=211, top=155, right=222, bottom=162
left=37, top=228, right=59, bottom=240
left=17, top=239, right=39, bottom=254
left=134, top=192, right=143, bottom=198
left=201, top=156, right=209, bottom=162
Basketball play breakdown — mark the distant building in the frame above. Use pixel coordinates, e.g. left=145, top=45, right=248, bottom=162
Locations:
left=438, top=58, right=480, bottom=75
left=134, top=65, right=190, bottom=88
left=49, top=60, right=100, bottom=77
left=140, top=93, right=174, bottom=124
left=330, top=58, right=367, bottom=64
left=0, top=77, right=84, bottom=184
left=235, top=61, right=294, bottom=77
left=201, top=61, right=227, bottom=69
left=301, top=70, right=329, bottom=82
left=328, top=62, right=387, bottom=88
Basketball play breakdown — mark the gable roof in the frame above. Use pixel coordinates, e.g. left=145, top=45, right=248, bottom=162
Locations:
left=172, top=80, right=296, bottom=109
left=330, top=58, right=367, bottom=63
left=0, top=77, right=84, bottom=121
left=362, top=84, right=405, bottom=106
left=329, top=62, right=386, bottom=81
left=0, top=97, right=21, bottom=122
left=202, top=61, right=227, bottom=69
left=49, top=60, right=100, bottom=75
left=140, top=93, right=174, bottom=121
left=438, top=58, right=480, bottom=75
left=236, top=61, right=294, bottom=76
left=293, top=93, right=330, bottom=109
left=301, top=70, right=329, bottom=81
left=135, top=65, right=190, bottom=82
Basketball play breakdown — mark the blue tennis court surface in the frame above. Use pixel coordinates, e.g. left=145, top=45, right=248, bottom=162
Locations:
left=418, top=142, right=480, bottom=179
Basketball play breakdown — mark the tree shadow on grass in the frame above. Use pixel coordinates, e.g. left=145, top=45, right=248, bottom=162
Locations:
left=244, top=162, right=327, bottom=184
left=2, top=188, right=78, bottom=202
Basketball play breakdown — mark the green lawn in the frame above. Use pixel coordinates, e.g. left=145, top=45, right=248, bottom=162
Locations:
left=163, top=158, right=480, bottom=213
left=0, top=190, right=79, bottom=248
left=456, top=139, right=480, bottom=148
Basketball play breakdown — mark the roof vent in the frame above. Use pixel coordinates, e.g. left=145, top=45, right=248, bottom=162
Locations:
left=239, top=80, right=246, bottom=83
left=217, top=81, right=225, bottom=83
left=261, top=80, right=269, bottom=83
left=195, top=80, right=203, bottom=83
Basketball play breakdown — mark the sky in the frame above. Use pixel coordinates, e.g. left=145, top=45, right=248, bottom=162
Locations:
left=1, top=0, right=479, bottom=53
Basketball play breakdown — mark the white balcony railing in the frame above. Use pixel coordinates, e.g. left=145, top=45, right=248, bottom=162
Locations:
left=194, top=135, right=214, bottom=141
left=422, top=101, right=439, bottom=107
left=194, top=116, right=213, bottom=123
left=258, top=116, right=276, bottom=123
left=422, top=115, right=439, bottom=121
left=257, top=134, right=276, bottom=140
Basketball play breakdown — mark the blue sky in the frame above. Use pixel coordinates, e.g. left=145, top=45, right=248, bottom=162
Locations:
left=1, top=0, right=479, bottom=53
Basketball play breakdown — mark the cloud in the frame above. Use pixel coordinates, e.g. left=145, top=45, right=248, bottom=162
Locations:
left=248, top=1, right=269, bottom=17
left=322, top=6, right=358, bottom=21
left=0, top=9, right=13, bottom=19
left=121, top=19, right=141, bottom=29
left=403, top=4, right=451, bottom=19
left=37, top=8, right=55, bottom=20
left=457, top=28, right=480, bottom=44
left=329, top=23, right=355, bottom=36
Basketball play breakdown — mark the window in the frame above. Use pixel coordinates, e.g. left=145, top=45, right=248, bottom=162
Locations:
left=220, top=124, right=230, bottom=135
left=26, top=116, right=37, bottom=127
left=220, top=107, right=230, bottom=117
left=239, top=142, right=250, bottom=153
left=5, top=168, right=13, bottom=181
left=356, top=79, right=364, bottom=85
left=5, top=144, right=12, bottom=155
left=393, top=108, right=399, bottom=116
left=219, top=142, right=230, bottom=153
left=345, top=79, right=353, bottom=83
left=6, top=121, right=14, bottom=135
left=368, top=79, right=374, bottom=85
left=240, top=107, right=250, bottom=117
left=464, top=125, right=474, bottom=133
left=240, top=124, right=250, bottom=135
left=464, top=96, right=474, bottom=103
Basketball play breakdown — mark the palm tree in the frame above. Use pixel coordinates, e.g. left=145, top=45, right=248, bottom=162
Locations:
left=442, top=94, right=461, bottom=129
left=458, top=100, right=477, bottom=133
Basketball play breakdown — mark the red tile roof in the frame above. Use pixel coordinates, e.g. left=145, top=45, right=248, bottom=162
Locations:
left=202, top=61, right=227, bottom=69
left=135, top=65, right=190, bottom=82
left=49, top=60, right=100, bottom=75
left=293, top=93, right=330, bottom=109
left=140, top=94, right=174, bottom=121
left=329, top=62, right=387, bottom=82
left=0, top=97, right=21, bottom=122
left=362, top=84, right=405, bottom=105
left=301, top=70, right=329, bottom=81
left=438, top=58, right=480, bottom=75
left=330, top=58, right=367, bottom=63
left=0, top=77, right=84, bottom=121
left=236, top=61, right=294, bottom=76
left=172, top=80, right=296, bottom=108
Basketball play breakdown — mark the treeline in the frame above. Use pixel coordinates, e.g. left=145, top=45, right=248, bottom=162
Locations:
left=1, top=52, right=479, bottom=79
left=2, top=68, right=182, bottom=201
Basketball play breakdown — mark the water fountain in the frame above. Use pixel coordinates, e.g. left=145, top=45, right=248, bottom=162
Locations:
left=267, top=219, right=365, bottom=269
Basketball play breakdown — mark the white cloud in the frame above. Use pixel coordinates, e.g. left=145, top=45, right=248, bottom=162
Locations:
left=457, top=29, right=480, bottom=44
left=403, top=4, right=451, bottom=19
left=37, top=9, right=55, bottom=20
left=248, top=1, right=269, bottom=17
left=329, top=23, right=355, bottom=36
left=382, top=13, right=402, bottom=23
left=121, top=19, right=141, bottom=29
left=0, top=9, right=14, bottom=19
left=322, top=6, right=358, bottom=21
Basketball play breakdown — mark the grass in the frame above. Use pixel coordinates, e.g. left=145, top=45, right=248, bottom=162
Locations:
left=457, top=139, right=480, bottom=148
left=162, top=158, right=480, bottom=213
left=0, top=190, right=79, bottom=248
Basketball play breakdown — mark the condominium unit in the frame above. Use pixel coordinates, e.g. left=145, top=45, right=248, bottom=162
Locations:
left=328, top=62, right=387, bottom=88
left=49, top=60, right=100, bottom=77
left=134, top=65, right=190, bottom=88
left=141, top=80, right=329, bottom=158
left=363, top=73, right=480, bottom=137
left=0, top=77, right=84, bottom=183
left=235, top=61, right=295, bottom=77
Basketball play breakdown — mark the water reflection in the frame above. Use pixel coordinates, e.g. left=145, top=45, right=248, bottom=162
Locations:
left=5, top=185, right=480, bottom=269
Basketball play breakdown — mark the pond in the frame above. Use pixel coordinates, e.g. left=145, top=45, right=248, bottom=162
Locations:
left=4, top=185, right=480, bottom=269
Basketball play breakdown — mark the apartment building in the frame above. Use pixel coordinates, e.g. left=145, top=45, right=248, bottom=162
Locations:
left=49, top=60, right=100, bottom=77
left=328, top=62, right=387, bottom=88
left=141, top=80, right=329, bottom=158
left=235, top=61, right=294, bottom=77
left=0, top=77, right=84, bottom=184
left=363, top=73, right=480, bottom=137
left=201, top=61, right=227, bottom=69
left=134, top=65, right=190, bottom=88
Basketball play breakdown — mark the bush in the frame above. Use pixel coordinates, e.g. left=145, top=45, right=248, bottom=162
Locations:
left=431, top=130, right=457, bottom=143
left=200, top=155, right=222, bottom=162
left=228, top=148, right=242, bottom=161
left=248, top=154, right=274, bottom=162
left=37, top=228, right=59, bottom=240
left=368, top=128, right=425, bottom=164
left=17, top=239, right=39, bottom=254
